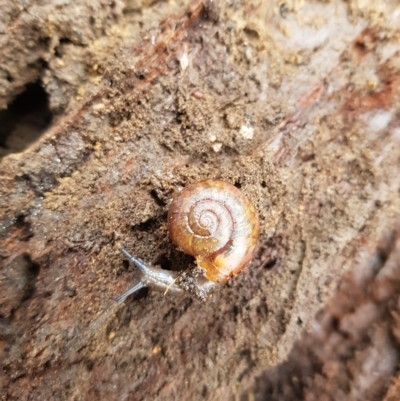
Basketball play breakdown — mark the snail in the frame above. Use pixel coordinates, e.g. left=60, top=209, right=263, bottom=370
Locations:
left=116, top=180, right=260, bottom=302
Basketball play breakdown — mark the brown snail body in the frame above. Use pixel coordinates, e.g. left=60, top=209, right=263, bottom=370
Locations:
left=116, top=180, right=260, bottom=302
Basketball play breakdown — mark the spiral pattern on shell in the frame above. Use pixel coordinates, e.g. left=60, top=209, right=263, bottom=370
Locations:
left=168, top=180, right=260, bottom=283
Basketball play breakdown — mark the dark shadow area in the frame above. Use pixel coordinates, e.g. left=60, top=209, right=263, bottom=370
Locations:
left=0, top=82, right=52, bottom=159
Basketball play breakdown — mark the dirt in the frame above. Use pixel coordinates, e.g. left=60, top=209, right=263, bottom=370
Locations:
left=244, top=224, right=400, bottom=400
left=1, top=0, right=400, bottom=400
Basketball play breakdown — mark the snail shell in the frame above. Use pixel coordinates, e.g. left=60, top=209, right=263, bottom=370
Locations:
left=168, top=180, right=260, bottom=283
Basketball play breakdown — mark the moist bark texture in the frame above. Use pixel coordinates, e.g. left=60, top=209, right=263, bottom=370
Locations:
left=1, top=1, right=400, bottom=400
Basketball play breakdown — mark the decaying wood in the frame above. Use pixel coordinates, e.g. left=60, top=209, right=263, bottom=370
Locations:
left=1, top=1, right=400, bottom=400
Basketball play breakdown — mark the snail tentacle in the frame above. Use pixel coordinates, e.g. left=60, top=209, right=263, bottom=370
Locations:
left=116, top=281, right=145, bottom=303
left=116, top=248, right=182, bottom=302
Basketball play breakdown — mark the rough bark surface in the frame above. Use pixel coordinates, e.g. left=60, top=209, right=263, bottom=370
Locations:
left=1, top=0, right=400, bottom=400
left=244, top=225, right=400, bottom=401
